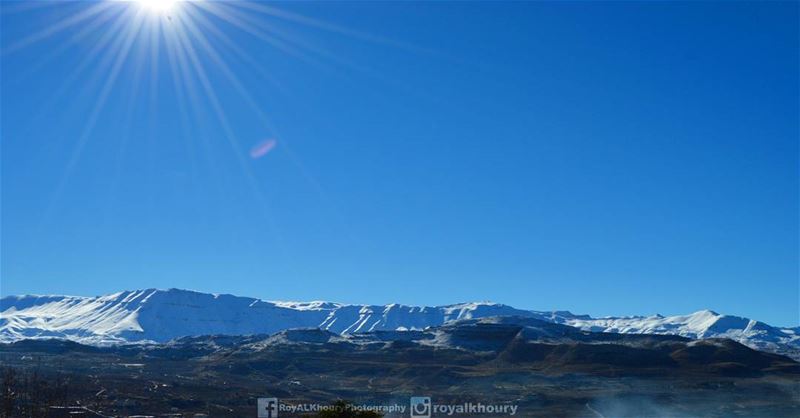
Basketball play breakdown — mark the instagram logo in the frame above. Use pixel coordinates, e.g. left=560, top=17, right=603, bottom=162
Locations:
left=410, top=396, right=431, bottom=417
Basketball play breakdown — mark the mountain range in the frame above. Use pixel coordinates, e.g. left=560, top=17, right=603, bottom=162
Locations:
left=2, top=314, right=798, bottom=417
left=1, top=288, right=798, bottom=359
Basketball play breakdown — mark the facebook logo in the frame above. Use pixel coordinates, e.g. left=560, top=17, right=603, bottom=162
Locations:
left=258, top=397, right=278, bottom=418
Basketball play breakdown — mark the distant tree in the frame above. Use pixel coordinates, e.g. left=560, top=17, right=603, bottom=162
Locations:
left=1, top=367, right=16, bottom=418
left=0, top=366, right=74, bottom=418
left=311, top=400, right=383, bottom=418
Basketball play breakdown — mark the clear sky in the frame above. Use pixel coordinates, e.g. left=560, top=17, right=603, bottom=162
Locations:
left=1, top=1, right=797, bottom=326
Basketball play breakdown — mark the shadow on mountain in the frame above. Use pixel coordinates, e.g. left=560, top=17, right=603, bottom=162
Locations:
left=1, top=316, right=797, bottom=417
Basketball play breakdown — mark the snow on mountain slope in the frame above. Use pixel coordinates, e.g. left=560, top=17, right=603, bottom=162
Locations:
left=1, top=288, right=797, bottom=359
left=560, top=310, right=800, bottom=357
left=0, top=289, right=530, bottom=344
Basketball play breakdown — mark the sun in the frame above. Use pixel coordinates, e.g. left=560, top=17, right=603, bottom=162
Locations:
left=135, top=0, right=180, bottom=13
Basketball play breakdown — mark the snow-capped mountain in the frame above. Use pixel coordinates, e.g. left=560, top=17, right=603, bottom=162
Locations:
left=1, top=288, right=798, bottom=359
left=560, top=310, right=800, bottom=357
left=0, top=289, right=537, bottom=344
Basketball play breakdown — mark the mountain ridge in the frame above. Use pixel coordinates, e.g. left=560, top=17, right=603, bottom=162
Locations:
left=2, top=288, right=798, bottom=360
left=3, top=314, right=798, bottom=417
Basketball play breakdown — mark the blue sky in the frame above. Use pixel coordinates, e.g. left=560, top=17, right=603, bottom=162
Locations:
left=1, top=1, right=797, bottom=326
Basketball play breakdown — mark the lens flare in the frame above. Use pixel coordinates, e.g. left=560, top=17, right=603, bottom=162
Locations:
left=250, top=139, right=277, bottom=159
